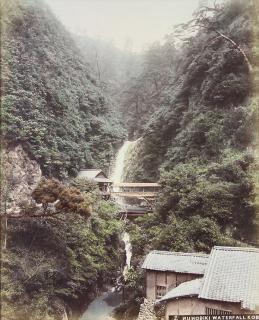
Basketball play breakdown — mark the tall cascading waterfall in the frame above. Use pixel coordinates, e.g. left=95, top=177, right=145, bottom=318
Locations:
left=111, top=140, right=139, bottom=277
left=80, top=140, right=138, bottom=320
left=111, top=140, right=135, bottom=192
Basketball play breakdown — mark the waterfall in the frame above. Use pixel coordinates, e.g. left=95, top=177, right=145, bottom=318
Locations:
left=122, top=232, right=132, bottom=277
left=111, top=140, right=139, bottom=189
left=80, top=140, right=138, bottom=319
left=111, top=140, right=139, bottom=277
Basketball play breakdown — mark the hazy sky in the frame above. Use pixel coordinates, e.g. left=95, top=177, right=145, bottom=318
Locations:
left=45, top=0, right=207, bottom=52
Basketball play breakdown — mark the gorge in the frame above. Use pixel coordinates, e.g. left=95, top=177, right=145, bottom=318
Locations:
left=80, top=141, right=134, bottom=320
left=1, top=0, right=259, bottom=320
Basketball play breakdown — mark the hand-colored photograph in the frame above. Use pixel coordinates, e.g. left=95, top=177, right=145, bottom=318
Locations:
left=1, top=0, right=259, bottom=319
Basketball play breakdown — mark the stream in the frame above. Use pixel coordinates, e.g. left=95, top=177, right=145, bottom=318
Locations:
left=79, top=290, right=122, bottom=320
left=80, top=141, right=136, bottom=320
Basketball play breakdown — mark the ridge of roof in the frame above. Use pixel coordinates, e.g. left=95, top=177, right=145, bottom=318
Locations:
left=77, top=169, right=106, bottom=180
left=149, top=250, right=209, bottom=257
left=79, top=169, right=102, bottom=172
left=114, top=182, right=160, bottom=186
left=142, top=250, right=209, bottom=274
left=213, top=246, right=259, bottom=253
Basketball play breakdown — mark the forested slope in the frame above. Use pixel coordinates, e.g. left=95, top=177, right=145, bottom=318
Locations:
left=126, top=0, right=258, bottom=266
left=1, top=1, right=125, bottom=319
left=118, top=41, right=177, bottom=139
left=74, top=35, right=141, bottom=100
left=1, top=0, right=125, bottom=178
left=2, top=190, right=124, bottom=320
left=126, top=1, right=254, bottom=180
left=1, top=0, right=259, bottom=319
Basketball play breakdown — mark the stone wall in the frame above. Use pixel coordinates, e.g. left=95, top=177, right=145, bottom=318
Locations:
left=136, top=299, right=157, bottom=320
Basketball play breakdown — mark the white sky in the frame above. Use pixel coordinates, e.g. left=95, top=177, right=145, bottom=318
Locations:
left=45, top=0, right=210, bottom=52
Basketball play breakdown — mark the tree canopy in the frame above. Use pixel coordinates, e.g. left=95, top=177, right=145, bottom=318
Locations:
left=1, top=0, right=126, bottom=179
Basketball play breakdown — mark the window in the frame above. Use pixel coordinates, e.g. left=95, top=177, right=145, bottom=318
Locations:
left=206, top=307, right=232, bottom=315
left=156, top=285, right=166, bottom=299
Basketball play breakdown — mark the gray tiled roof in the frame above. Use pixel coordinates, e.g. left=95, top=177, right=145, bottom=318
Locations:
left=77, top=169, right=104, bottom=179
left=199, top=246, right=259, bottom=311
left=142, top=250, right=209, bottom=274
left=159, top=278, right=203, bottom=302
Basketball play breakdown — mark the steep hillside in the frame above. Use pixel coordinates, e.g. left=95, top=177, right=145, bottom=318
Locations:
left=1, top=0, right=126, bottom=179
left=126, top=0, right=258, bottom=254
left=1, top=1, right=126, bottom=320
left=74, top=35, right=141, bottom=97
left=75, top=35, right=178, bottom=140
left=1, top=196, right=124, bottom=320
left=117, top=41, right=178, bottom=139
left=126, top=1, right=254, bottom=180
left=74, top=35, right=143, bottom=138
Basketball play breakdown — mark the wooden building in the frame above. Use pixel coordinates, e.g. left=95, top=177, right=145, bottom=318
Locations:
left=111, top=182, right=160, bottom=199
left=142, top=251, right=209, bottom=301
left=142, top=247, right=259, bottom=318
left=111, top=182, right=161, bottom=216
left=77, top=169, right=112, bottom=197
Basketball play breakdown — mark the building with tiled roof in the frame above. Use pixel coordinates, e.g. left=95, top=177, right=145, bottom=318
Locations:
left=199, top=246, right=259, bottom=311
left=159, top=278, right=203, bottom=302
left=142, top=250, right=209, bottom=274
left=77, top=169, right=112, bottom=198
left=144, top=246, right=259, bottom=319
left=142, top=250, right=209, bottom=301
left=77, top=169, right=111, bottom=183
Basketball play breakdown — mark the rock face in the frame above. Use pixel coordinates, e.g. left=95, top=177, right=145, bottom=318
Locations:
left=136, top=299, right=157, bottom=320
left=2, top=144, right=42, bottom=213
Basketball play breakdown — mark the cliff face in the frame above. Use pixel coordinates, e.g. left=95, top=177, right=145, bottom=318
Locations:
left=2, top=144, right=42, bottom=214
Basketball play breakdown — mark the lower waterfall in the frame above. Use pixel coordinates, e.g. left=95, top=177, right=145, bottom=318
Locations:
left=122, top=232, right=132, bottom=277
left=80, top=140, right=138, bottom=320
left=111, top=140, right=137, bottom=275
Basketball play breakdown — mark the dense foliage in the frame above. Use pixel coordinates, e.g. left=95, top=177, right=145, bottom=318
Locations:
left=118, top=40, right=178, bottom=138
left=2, top=185, right=124, bottom=320
left=2, top=1, right=259, bottom=320
left=1, top=1, right=126, bottom=319
left=124, top=0, right=258, bottom=275
left=1, top=0, right=126, bottom=179
left=74, top=35, right=141, bottom=102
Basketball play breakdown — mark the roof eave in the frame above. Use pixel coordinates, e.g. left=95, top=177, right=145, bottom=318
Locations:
left=158, top=294, right=199, bottom=304
left=142, top=267, right=205, bottom=275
